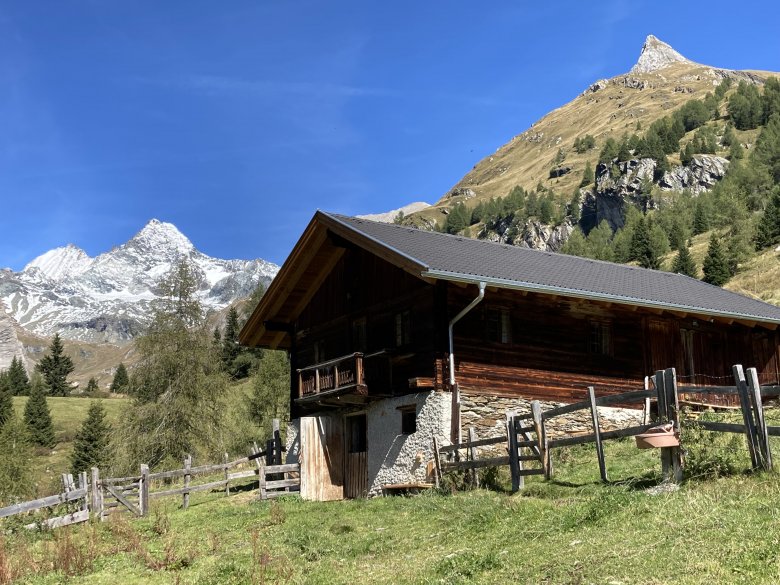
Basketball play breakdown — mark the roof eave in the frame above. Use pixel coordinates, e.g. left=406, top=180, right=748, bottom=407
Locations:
left=422, top=269, right=780, bottom=327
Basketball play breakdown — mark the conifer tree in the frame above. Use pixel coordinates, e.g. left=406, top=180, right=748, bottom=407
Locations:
left=580, top=161, right=594, bottom=188
left=630, top=217, right=661, bottom=269
left=86, top=377, right=100, bottom=394
left=8, top=357, right=29, bottom=396
left=702, top=235, right=731, bottom=286
left=0, top=372, right=14, bottom=427
left=0, top=416, right=34, bottom=504
left=70, top=401, right=112, bottom=476
left=248, top=351, right=290, bottom=439
left=36, top=333, right=74, bottom=397
left=671, top=245, right=697, bottom=277
left=693, top=202, right=711, bottom=235
left=23, top=379, right=55, bottom=448
left=222, top=307, right=241, bottom=370
left=110, top=363, right=129, bottom=393
left=754, top=189, right=780, bottom=250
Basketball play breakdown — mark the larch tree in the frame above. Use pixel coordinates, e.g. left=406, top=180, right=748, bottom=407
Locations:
left=36, top=333, right=74, bottom=397
left=118, top=261, right=228, bottom=468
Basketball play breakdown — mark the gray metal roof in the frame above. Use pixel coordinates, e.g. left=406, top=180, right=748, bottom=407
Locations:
left=325, top=212, right=780, bottom=325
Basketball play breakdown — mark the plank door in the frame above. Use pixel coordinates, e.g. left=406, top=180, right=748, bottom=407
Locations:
left=299, top=415, right=344, bottom=501
left=344, top=414, right=368, bottom=499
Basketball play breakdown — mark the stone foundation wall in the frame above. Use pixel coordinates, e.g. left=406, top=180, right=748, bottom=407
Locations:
left=461, top=393, right=643, bottom=439
left=366, top=391, right=450, bottom=496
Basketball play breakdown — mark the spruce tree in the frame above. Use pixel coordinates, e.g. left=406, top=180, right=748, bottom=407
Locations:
left=70, top=401, right=112, bottom=475
left=702, top=235, right=731, bottom=286
left=23, top=379, right=55, bottom=448
left=630, top=217, right=660, bottom=269
left=222, top=307, right=241, bottom=372
left=692, top=202, right=710, bottom=235
left=0, top=372, right=14, bottom=427
left=8, top=357, right=29, bottom=396
left=755, top=189, right=780, bottom=250
left=86, top=377, right=100, bottom=394
left=36, top=333, right=74, bottom=397
left=110, top=363, right=129, bottom=393
left=671, top=245, right=697, bottom=277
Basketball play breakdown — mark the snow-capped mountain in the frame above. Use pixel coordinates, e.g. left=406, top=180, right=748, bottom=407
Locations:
left=0, top=219, right=279, bottom=343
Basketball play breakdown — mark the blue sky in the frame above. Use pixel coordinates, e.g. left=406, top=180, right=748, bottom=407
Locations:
left=1, top=1, right=778, bottom=270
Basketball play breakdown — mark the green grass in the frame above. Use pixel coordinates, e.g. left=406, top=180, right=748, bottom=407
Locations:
left=6, top=429, right=780, bottom=584
left=11, top=396, right=130, bottom=495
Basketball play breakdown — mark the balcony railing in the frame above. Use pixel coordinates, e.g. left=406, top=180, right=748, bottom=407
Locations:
left=297, top=352, right=367, bottom=399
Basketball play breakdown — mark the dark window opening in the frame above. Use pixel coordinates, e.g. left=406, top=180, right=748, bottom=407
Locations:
left=352, top=317, right=367, bottom=352
left=395, top=310, right=412, bottom=347
left=589, top=321, right=612, bottom=356
left=347, top=415, right=367, bottom=453
left=399, top=405, right=417, bottom=434
left=486, top=309, right=511, bottom=344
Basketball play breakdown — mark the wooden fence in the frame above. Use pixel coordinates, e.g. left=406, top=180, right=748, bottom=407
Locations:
left=435, top=364, right=779, bottom=492
left=0, top=420, right=299, bottom=529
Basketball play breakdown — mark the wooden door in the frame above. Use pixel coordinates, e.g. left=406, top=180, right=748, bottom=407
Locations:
left=344, top=414, right=368, bottom=498
left=299, top=415, right=344, bottom=501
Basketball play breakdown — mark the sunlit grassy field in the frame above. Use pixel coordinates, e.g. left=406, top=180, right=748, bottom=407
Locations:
left=5, top=420, right=780, bottom=584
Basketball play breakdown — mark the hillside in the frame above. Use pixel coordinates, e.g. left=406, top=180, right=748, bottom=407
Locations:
left=410, top=35, right=775, bottom=230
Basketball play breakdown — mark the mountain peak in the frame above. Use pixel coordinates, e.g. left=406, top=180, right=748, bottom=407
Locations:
left=24, top=244, right=91, bottom=281
left=630, top=34, right=691, bottom=74
left=131, top=219, right=194, bottom=253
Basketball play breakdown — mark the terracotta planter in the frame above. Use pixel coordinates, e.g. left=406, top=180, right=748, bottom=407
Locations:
left=635, top=424, right=680, bottom=449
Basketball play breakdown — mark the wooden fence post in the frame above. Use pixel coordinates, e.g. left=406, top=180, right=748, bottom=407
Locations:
left=654, top=370, right=672, bottom=480
left=746, top=367, right=772, bottom=470
left=587, top=386, right=608, bottom=482
left=432, top=436, right=442, bottom=488
left=467, top=427, right=479, bottom=489
left=78, top=472, right=88, bottom=516
left=90, top=467, right=103, bottom=520
left=139, top=464, right=150, bottom=517
left=273, top=419, right=283, bottom=466
left=183, top=454, right=192, bottom=510
left=506, top=412, right=522, bottom=492
left=531, top=401, right=551, bottom=480
left=733, top=364, right=760, bottom=469
left=223, top=453, right=230, bottom=497
left=663, top=368, right=683, bottom=483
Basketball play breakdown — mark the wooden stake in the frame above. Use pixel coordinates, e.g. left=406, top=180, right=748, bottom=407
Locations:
left=531, top=401, right=550, bottom=480
left=506, top=413, right=522, bottom=492
left=90, top=467, right=103, bottom=520
left=467, top=427, right=479, bottom=489
left=733, top=364, right=760, bottom=469
left=139, top=464, right=150, bottom=517
left=654, top=370, right=671, bottom=480
left=663, top=368, right=683, bottom=483
left=432, top=436, right=442, bottom=488
left=588, top=386, right=607, bottom=482
left=223, top=453, right=230, bottom=497
left=183, top=454, right=192, bottom=510
left=746, top=367, right=772, bottom=470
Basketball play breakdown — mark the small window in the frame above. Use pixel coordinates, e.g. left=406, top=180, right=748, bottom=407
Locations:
left=399, top=405, right=417, bottom=434
left=589, top=321, right=612, bottom=356
left=395, top=310, right=412, bottom=347
left=352, top=318, right=367, bottom=352
left=486, top=309, right=511, bottom=344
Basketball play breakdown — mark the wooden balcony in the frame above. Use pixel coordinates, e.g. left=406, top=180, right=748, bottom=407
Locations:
left=297, top=352, right=370, bottom=406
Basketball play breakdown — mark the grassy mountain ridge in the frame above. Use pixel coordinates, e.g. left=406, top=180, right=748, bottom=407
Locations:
left=409, top=42, right=776, bottom=230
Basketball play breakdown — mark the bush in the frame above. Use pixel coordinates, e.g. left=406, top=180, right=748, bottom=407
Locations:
left=682, top=412, right=746, bottom=478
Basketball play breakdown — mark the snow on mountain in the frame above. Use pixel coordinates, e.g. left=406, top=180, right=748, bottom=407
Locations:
left=357, top=201, right=431, bottom=223
left=0, top=219, right=279, bottom=344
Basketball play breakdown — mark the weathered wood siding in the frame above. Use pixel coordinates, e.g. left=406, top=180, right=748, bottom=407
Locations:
left=294, top=245, right=438, bottom=402
left=299, top=416, right=344, bottom=501
left=445, top=285, right=780, bottom=402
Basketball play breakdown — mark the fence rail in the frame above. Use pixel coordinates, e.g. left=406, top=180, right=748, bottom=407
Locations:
left=0, top=419, right=299, bottom=530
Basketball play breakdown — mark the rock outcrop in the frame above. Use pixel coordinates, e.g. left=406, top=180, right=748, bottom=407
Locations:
left=659, top=155, right=729, bottom=194
left=0, top=299, right=26, bottom=372
left=517, top=220, right=574, bottom=252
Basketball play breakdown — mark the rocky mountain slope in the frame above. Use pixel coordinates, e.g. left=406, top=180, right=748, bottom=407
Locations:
left=0, top=299, right=26, bottom=372
left=0, top=220, right=278, bottom=344
left=409, top=35, right=774, bottom=236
